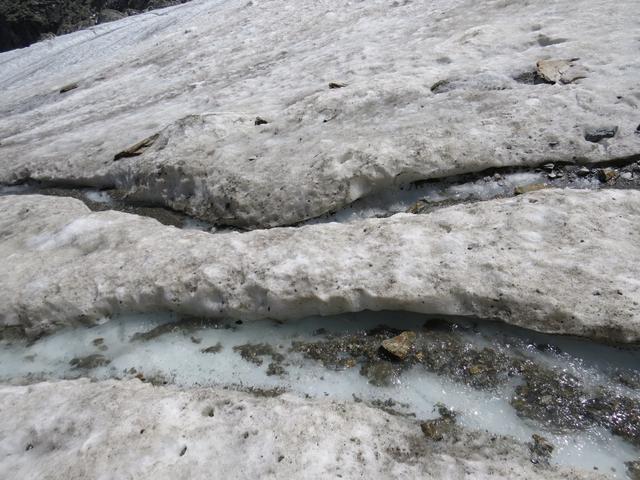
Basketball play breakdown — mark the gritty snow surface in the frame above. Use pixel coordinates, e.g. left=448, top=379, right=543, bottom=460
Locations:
left=1, top=189, right=639, bottom=341
left=0, top=0, right=638, bottom=227
left=1, top=0, right=640, bottom=478
left=0, top=378, right=608, bottom=480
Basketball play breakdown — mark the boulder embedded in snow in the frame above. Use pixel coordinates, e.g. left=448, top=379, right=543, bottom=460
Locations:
left=0, top=189, right=639, bottom=342
left=0, top=0, right=639, bottom=227
left=585, top=126, right=618, bottom=143
left=535, top=58, right=586, bottom=84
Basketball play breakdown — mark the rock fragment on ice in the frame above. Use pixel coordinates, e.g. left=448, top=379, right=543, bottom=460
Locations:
left=529, top=434, right=554, bottom=464
left=627, top=460, right=640, bottom=480
left=514, top=183, right=546, bottom=195
left=584, top=126, right=618, bottom=143
left=598, top=168, right=619, bottom=183
left=535, top=58, right=586, bottom=84
left=113, top=133, right=159, bottom=161
left=381, top=331, right=416, bottom=360
left=59, top=82, right=78, bottom=94
left=69, top=354, right=110, bottom=369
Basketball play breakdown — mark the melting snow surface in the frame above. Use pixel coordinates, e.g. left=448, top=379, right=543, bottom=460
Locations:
left=1, top=311, right=638, bottom=477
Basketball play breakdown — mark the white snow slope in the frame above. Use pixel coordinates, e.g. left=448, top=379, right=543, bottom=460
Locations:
left=0, top=0, right=639, bottom=227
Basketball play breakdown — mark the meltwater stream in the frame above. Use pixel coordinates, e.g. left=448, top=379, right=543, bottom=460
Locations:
left=1, top=311, right=639, bottom=477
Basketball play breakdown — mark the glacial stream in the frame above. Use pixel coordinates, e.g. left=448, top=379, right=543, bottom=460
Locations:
left=1, top=311, right=639, bottom=477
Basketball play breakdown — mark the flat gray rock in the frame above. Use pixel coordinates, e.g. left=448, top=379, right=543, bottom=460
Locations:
left=1, top=189, right=638, bottom=342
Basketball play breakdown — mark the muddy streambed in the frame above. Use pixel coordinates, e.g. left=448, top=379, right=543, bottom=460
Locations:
left=1, top=311, right=639, bottom=477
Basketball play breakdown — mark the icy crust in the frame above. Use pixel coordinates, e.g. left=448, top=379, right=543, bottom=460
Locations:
left=0, top=378, right=607, bottom=480
left=0, top=0, right=639, bottom=227
left=1, top=189, right=639, bottom=341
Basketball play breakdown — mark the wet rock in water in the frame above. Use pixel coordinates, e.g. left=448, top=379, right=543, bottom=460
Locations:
left=419, top=334, right=512, bottom=389
left=381, top=331, right=416, bottom=360
left=92, top=337, right=104, bottom=346
left=598, top=167, right=619, bottom=183
left=511, top=364, right=588, bottom=430
left=616, top=371, right=640, bottom=389
left=69, top=354, right=110, bottom=369
left=130, top=318, right=216, bottom=342
left=190, top=336, right=202, bottom=344
left=291, top=325, right=401, bottom=370
left=585, top=126, right=618, bottom=143
left=201, top=343, right=222, bottom=354
left=113, top=133, right=159, bottom=161
left=626, top=460, right=640, bottom=480
left=328, top=82, right=347, bottom=89
left=59, top=83, right=78, bottom=94
left=576, top=166, right=591, bottom=176
left=514, top=183, right=546, bottom=195
left=512, top=363, right=640, bottom=444
left=586, top=392, right=640, bottom=446
left=420, top=404, right=457, bottom=441
left=529, top=434, right=554, bottom=464
left=254, top=116, right=269, bottom=126
left=266, top=362, right=286, bottom=376
left=360, top=360, right=398, bottom=386
left=535, top=58, right=585, bottom=84
left=233, top=343, right=284, bottom=366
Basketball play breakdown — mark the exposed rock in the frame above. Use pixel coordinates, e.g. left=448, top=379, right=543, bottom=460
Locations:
left=511, top=362, right=640, bottom=445
left=536, top=58, right=585, bottom=84
left=381, top=331, right=416, bottom=360
left=361, top=360, right=398, bottom=386
left=420, top=404, right=457, bottom=441
left=585, top=126, right=618, bottom=143
left=529, top=433, right=554, bottom=464
left=598, top=168, right=619, bottom=183
left=254, top=116, right=268, bottom=126
left=627, top=460, right=640, bottom=480
left=59, top=83, right=78, bottom=94
left=200, top=343, right=222, bottom=354
left=69, top=354, right=110, bottom=369
left=233, top=343, right=284, bottom=366
left=430, top=79, right=451, bottom=93
left=1, top=190, right=640, bottom=342
left=328, top=82, right=347, bottom=89
left=266, top=362, right=286, bottom=376
left=113, top=133, right=159, bottom=161
left=514, top=183, right=546, bottom=195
